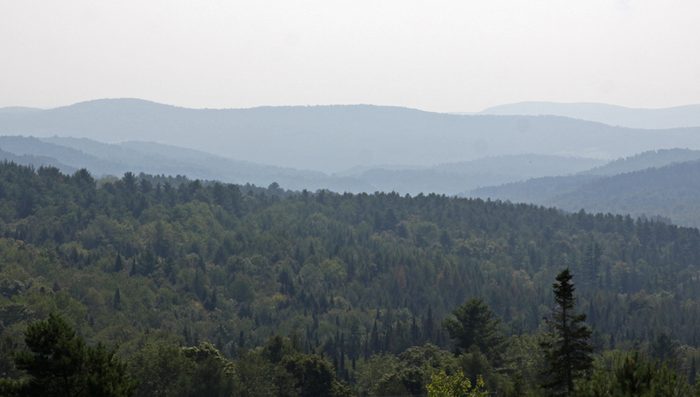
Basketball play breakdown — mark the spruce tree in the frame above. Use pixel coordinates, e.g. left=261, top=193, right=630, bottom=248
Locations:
left=443, top=298, right=504, bottom=365
left=540, top=269, right=593, bottom=396
left=113, top=288, right=122, bottom=310
left=11, top=314, right=134, bottom=397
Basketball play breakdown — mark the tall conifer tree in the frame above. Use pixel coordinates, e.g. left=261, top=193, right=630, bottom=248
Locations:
left=541, top=269, right=593, bottom=396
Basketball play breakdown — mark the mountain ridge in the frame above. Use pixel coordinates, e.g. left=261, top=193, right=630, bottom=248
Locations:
left=481, top=101, right=700, bottom=129
left=4, top=98, right=700, bottom=172
left=1, top=135, right=607, bottom=195
left=470, top=151, right=700, bottom=227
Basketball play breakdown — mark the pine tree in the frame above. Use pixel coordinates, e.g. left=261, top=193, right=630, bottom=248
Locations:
left=540, top=269, right=593, bottom=396
left=113, top=288, right=122, bottom=310
left=370, top=319, right=380, bottom=354
left=129, top=259, right=138, bottom=276
left=11, top=314, right=134, bottom=397
left=443, top=298, right=504, bottom=365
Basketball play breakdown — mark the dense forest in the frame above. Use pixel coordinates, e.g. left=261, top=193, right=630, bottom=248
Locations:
left=2, top=162, right=700, bottom=395
left=473, top=158, right=700, bottom=228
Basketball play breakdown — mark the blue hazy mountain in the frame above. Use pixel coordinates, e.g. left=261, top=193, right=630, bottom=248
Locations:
left=1, top=135, right=603, bottom=195
left=348, top=154, right=604, bottom=195
left=581, top=148, right=700, bottom=176
left=481, top=102, right=700, bottom=129
left=0, top=135, right=375, bottom=192
left=0, top=147, right=76, bottom=173
left=3, top=98, right=700, bottom=172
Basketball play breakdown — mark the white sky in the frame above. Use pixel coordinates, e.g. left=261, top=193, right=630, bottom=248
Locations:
left=1, top=0, right=699, bottom=112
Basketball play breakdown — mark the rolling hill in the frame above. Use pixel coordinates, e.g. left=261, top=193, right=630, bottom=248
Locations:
left=581, top=148, right=700, bottom=176
left=347, top=154, right=604, bottom=195
left=0, top=136, right=375, bottom=192
left=1, top=135, right=602, bottom=195
left=471, top=150, right=700, bottom=227
left=481, top=102, right=700, bottom=129
left=3, top=99, right=700, bottom=172
left=3, top=162, right=700, bottom=394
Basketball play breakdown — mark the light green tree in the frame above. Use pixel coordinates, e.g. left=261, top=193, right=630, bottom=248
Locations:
left=426, top=370, right=489, bottom=397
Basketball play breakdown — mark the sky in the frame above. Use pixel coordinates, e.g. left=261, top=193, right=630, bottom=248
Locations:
left=1, top=0, right=699, bottom=113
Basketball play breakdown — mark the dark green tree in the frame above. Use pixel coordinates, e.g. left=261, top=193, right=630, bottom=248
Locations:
left=541, top=269, right=593, bottom=396
left=113, top=254, right=124, bottom=272
left=113, top=288, right=122, bottom=310
left=10, top=314, right=134, bottom=397
left=443, top=299, right=505, bottom=365
left=128, top=341, right=195, bottom=397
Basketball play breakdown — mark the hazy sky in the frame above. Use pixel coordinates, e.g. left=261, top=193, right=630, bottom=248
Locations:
left=1, top=0, right=699, bottom=112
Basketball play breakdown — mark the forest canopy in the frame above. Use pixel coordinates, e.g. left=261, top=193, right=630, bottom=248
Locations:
left=1, top=162, right=700, bottom=395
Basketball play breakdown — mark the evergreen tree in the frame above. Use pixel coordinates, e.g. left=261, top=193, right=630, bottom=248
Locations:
left=443, top=298, right=504, bottom=365
left=10, top=314, right=134, bottom=397
left=113, top=288, right=122, bottom=310
left=540, top=269, right=593, bottom=396
left=129, top=259, right=137, bottom=277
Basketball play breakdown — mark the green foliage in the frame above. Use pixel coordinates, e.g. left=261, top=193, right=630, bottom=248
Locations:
left=128, top=341, right=197, bottom=397
left=2, top=163, right=700, bottom=394
left=356, top=344, right=460, bottom=396
left=7, top=314, right=134, bottom=397
left=502, top=333, right=547, bottom=396
left=4, top=162, right=700, bottom=356
left=426, top=370, right=488, bottom=397
left=444, top=299, right=505, bottom=364
left=239, top=336, right=349, bottom=397
left=575, top=351, right=697, bottom=397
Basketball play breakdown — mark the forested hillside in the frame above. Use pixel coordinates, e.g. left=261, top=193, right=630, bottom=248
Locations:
left=472, top=159, right=700, bottom=227
left=2, top=162, right=700, bottom=395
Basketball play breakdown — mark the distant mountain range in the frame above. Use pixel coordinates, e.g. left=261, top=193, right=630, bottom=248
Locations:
left=4, top=98, right=700, bottom=226
left=3, top=98, right=700, bottom=172
left=470, top=149, right=700, bottom=227
left=0, top=147, right=75, bottom=173
left=0, top=136, right=367, bottom=192
left=0, top=135, right=602, bottom=195
left=480, top=102, right=700, bottom=129
left=348, top=155, right=603, bottom=195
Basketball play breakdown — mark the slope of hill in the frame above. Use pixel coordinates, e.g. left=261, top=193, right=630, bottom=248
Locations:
left=0, top=148, right=75, bottom=173
left=551, top=160, right=700, bottom=226
left=471, top=154, right=700, bottom=227
left=481, top=102, right=700, bottom=129
left=3, top=162, right=700, bottom=393
left=0, top=135, right=377, bottom=192
left=3, top=98, right=700, bottom=172
left=3, top=135, right=606, bottom=195
left=351, top=154, right=604, bottom=195
left=582, top=148, right=700, bottom=176
left=0, top=136, right=125, bottom=175
left=1, top=161, right=700, bottom=361
left=469, top=175, right=601, bottom=204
